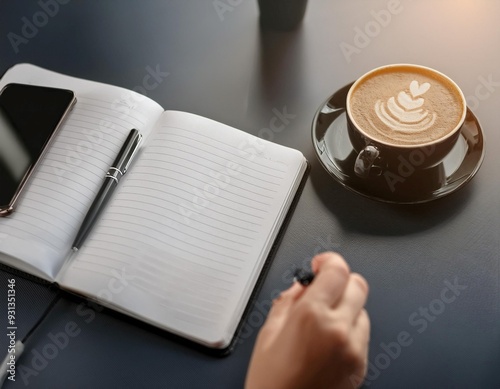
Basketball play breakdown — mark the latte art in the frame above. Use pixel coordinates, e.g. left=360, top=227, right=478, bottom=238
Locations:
left=374, top=80, right=436, bottom=133
left=348, top=65, right=465, bottom=146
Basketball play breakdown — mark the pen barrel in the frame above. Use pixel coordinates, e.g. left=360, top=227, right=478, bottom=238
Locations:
left=72, top=177, right=117, bottom=250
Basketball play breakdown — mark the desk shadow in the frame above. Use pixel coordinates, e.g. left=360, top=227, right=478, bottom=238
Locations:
left=246, top=23, right=306, bottom=116
left=310, top=157, right=474, bottom=236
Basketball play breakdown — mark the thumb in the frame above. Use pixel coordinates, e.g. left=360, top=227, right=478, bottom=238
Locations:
left=263, top=282, right=305, bottom=331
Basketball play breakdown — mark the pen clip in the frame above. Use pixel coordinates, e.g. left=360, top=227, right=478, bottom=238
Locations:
left=122, top=132, right=143, bottom=174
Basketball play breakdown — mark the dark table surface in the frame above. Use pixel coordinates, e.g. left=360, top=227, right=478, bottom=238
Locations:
left=1, top=1, right=499, bottom=388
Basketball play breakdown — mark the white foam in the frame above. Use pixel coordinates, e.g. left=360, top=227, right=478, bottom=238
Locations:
left=374, top=80, right=437, bottom=134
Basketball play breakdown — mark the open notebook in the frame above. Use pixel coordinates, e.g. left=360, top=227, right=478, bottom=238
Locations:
left=0, top=64, right=308, bottom=350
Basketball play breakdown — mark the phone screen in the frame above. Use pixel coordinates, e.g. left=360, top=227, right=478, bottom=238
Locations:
left=0, top=83, right=75, bottom=212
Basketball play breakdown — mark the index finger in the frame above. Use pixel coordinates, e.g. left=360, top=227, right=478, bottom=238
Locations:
left=302, top=252, right=350, bottom=306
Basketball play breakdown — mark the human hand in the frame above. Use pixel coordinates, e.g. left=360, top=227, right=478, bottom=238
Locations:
left=245, top=252, right=370, bottom=389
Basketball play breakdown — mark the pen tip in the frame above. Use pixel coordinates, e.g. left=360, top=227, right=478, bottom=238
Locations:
left=72, top=247, right=78, bottom=252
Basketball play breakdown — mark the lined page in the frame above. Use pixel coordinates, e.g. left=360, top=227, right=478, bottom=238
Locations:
left=0, top=64, right=163, bottom=280
left=60, top=111, right=306, bottom=347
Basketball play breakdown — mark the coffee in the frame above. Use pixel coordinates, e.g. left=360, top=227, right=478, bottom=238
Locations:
left=348, top=65, right=465, bottom=146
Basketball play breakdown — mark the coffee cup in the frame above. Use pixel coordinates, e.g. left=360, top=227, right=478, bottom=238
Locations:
left=345, top=64, right=467, bottom=182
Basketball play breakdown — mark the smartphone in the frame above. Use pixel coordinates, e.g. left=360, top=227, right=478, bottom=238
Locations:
left=0, top=83, right=76, bottom=216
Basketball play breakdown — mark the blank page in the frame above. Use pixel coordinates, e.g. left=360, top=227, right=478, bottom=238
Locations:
left=0, top=64, right=163, bottom=280
left=60, top=111, right=306, bottom=347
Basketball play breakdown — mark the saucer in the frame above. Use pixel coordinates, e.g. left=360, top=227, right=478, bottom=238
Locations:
left=312, top=84, right=485, bottom=204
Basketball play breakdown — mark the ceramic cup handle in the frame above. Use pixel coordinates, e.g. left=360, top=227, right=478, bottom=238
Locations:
left=354, top=145, right=380, bottom=178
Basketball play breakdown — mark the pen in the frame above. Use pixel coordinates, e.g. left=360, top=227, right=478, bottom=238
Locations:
left=72, top=129, right=142, bottom=251
left=293, top=268, right=315, bottom=286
